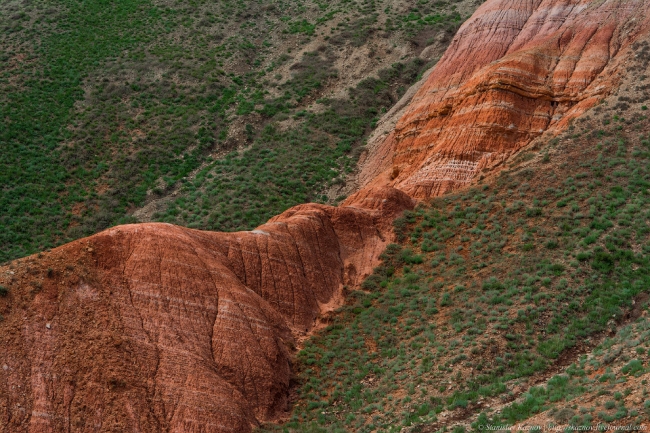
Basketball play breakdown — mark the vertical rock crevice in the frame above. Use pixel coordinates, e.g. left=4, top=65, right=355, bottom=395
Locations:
left=2, top=1, right=650, bottom=432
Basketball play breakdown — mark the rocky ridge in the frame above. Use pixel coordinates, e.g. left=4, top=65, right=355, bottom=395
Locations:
left=0, top=187, right=413, bottom=432
left=359, top=0, right=650, bottom=198
left=2, top=1, right=650, bottom=432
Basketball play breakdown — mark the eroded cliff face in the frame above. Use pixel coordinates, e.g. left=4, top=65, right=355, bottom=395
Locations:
left=2, top=1, right=650, bottom=432
left=0, top=187, right=413, bottom=433
left=359, top=0, right=650, bottom=198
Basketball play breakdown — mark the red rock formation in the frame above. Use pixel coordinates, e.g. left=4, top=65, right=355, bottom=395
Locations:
left=360, top=0, right=650, bottom=198
left=3, top=1, right=650, bottom=432
left=0, top=187, right=413, bottom=433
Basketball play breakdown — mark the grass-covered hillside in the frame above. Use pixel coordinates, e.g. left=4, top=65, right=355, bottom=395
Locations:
left=259, top=47, right=650, bottom=432
left=0, top=0, right=480, bottom=262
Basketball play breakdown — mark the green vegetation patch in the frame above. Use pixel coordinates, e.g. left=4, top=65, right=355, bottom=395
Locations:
left=259, top=111, right=650, bottom=432
left=157, top=59, right=429, bottom=231
left=0, top=0, right=476, bottom=263
left=0, top=0, right=163, bottom=260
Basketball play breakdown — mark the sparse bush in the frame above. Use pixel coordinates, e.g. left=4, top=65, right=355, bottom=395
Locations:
left=621, top=359, right=644, bottom=376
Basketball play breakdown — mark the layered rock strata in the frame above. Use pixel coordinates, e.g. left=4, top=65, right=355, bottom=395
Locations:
left=360, top=0, right=650, bottom=198
left=3, top=1, right=650, bottom=432
left=0, top=187, right=413, bottom=433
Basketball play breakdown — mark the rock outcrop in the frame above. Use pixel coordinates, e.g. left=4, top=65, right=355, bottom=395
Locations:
left=360, top=0, right=650, bottom=198
left=3, top=1, right=650, bottom=432
left=0, top=187, right=413, bottom=433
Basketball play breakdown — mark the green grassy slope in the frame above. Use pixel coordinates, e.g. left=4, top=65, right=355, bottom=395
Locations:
left=155, top=59, right=429, bottom=230
left=0, top=0, right=475, bottom=262
left=487, top=316, right=650, bottom=430
left=1, top=0, right=161, bottom=260
left=259, top=84, right=650, bottom=431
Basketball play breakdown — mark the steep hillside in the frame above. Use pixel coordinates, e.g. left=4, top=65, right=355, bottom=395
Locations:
left=2, top=1, right=650, bottom=433
left=0, top=0, right=479, bottom=263
left=259, top=17, right=650, bottom=433
left=0, top=187, right=412, bottom=432
left=359, top=0, right=650, bottom=198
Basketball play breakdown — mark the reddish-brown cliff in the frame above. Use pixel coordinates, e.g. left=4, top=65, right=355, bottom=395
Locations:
left=360, top=0, right=650, bottom=198
left=0, top=187, right=413, bottom=433
left=3, top=1, right=650, bottom=432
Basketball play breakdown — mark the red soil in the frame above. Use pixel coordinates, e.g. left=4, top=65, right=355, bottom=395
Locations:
left=0, top=187, right=413, bottom=432
left=3, top=1, right=650, bottom=431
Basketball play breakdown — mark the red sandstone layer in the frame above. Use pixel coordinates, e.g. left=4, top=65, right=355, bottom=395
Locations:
left=2, top=1, right=650, bottom=432
left=359, top=0, right=650, bottom=198
left=0, top=187, right=413, bottom=433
